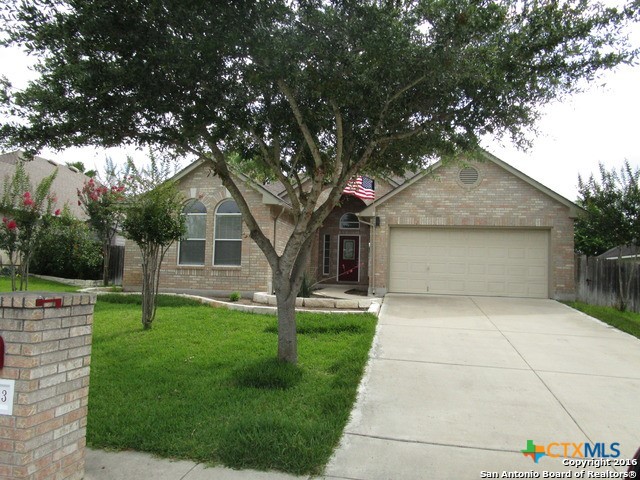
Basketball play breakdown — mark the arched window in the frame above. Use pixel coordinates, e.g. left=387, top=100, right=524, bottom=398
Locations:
left=340, top=212, right=359, bottom=229
left=214, top=199, right=242, bottom=266
left=179, top=200, right=207, bottom=265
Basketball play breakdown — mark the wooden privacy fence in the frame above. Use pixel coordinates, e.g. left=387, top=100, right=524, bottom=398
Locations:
left=575, top=255, right=640, bottom=312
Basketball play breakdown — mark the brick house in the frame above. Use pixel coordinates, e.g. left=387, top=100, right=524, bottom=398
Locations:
left=122, top=150, right=581, bottom=300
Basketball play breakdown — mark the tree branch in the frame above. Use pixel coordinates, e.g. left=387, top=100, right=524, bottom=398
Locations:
left=375, top=123, right=427, bottom=144
left=249, top=128, right=301, bottom=216
left=375, top=76, right=426, bottom=136
left=277, top=79, right=323, bottom=169
left=330, top=99, right=344, bottom=187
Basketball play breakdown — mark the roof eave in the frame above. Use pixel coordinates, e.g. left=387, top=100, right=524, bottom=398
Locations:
left=170, top=158, right=291, bottom=209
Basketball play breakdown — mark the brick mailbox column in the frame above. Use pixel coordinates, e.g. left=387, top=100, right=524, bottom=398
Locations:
left=0, top=292, right=96, bottom=480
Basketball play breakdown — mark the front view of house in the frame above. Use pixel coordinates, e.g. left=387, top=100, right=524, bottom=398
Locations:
left=122, top=151, right=579, bottom=300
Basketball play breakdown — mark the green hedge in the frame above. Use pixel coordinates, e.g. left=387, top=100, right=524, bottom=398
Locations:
left=30, top=212, right=102, bottom=280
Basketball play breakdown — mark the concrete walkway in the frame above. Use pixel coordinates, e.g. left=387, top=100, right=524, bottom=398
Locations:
left=324, top=294, right=640, bottom=479
left=85, top=294, right=640, bottom=479
left=85, top=449, right=308, bottom=480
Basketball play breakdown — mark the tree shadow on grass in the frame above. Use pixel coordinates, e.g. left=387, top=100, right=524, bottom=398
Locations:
left=231, top=358, right=303, bottom=390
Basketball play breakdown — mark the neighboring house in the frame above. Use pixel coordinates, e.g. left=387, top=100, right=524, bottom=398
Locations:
left=596, top=245, right=640, bottom=262
left=0, top=150, right=90, bottom=220
left=122, top=150, right=581, bottom=300
left=0, top=150, right=127, bottom=283
left=0, top=150, right=92, bottom=267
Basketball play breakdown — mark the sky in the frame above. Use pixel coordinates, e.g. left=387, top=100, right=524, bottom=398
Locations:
left=1, top=11, right=639, bottom=202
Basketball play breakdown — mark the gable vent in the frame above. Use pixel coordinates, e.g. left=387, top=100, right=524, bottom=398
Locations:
left=459, top=166, right=479, bottom=185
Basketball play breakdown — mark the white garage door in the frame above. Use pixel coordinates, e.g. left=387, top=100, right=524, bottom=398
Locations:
left=389, top=228, right=549, bottom=298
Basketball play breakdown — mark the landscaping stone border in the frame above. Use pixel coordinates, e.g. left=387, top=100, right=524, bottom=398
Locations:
left=32, top=274, right=103, bottom=288
left=79, top=289, right=382, bottom=316
left=253, top=292, right=377, bottom=310
left=183, top=294, right=381, bottom=316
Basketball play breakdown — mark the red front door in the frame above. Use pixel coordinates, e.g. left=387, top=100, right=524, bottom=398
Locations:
left=338, top=236, right=359, bottom=282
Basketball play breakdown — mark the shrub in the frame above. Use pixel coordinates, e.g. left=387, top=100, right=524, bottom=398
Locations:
left=30, top=209, right=102, bottom=279
left=229, top=291, right=241, bottom=302
left=297, top=274, right=314, bottom=298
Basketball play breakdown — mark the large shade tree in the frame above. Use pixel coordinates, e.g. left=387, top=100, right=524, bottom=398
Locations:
left=1, top=0, right=638, bottom=363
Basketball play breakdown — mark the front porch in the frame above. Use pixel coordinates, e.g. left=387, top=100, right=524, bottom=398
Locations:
left=311, top=195, right=371, bottom=289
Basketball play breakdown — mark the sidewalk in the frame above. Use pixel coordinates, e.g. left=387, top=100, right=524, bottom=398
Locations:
left=85, top=449, right=311, bottom=480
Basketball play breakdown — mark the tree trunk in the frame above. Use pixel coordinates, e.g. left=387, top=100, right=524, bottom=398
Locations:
left=141, top=245, right=157, bottom=329
left=102, top=240, right=111, bottom=287
left=140, top=243, right=165, bottom=330
left=275, top=287, right=298, bottom=364
left=19, top=253, right=30, bottom=291
left=9, top=250, right=17, bottom=292
left=271, top=236, right=313, bottom=364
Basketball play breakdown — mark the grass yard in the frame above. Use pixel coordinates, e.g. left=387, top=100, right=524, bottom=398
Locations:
left=565, top=301, right=640, bottom=340
left=88, top=294, right=377, bottom=475
left=0, top=275, right=80, bottom=292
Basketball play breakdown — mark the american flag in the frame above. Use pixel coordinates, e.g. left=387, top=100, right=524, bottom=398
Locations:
left=343, top=176, right=375, bottom=200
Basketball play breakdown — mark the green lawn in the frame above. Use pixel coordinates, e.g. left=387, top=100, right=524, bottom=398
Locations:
left=87, top=294, right=377, bottom=475
left=565, top=301, right=640, bottom=340
left=0, top=275, right=80, bottom=292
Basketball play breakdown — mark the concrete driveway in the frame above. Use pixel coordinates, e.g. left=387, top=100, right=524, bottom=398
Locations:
left=324, top=294, right=640, bottom=480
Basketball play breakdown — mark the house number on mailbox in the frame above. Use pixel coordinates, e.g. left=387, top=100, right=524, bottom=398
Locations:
left=0, top=379, right=15, bottom=416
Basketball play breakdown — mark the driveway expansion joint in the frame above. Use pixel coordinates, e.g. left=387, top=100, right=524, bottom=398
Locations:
left=343, top=432, right=522, bottom=455
left=178, top=463, right=200, bottom=480
left=469, top=296, right=596, bottom=446
left=375, top=355, right=531, bottom=371
left=378, top=322, right=497, bottom=332
left=534, top=368, right=640, bottom=381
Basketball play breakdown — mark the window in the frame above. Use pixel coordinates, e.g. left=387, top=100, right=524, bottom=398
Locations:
left=323, top=234, right=331, bottom=275
left=340, top=213, right=359, bottom=229
left=214, top=199, right=242, bottom=266
left=179, top=200, right=206, bottom=265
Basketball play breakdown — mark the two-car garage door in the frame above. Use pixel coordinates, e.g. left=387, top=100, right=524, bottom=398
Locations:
left=389, top=228, right=549, bottom=298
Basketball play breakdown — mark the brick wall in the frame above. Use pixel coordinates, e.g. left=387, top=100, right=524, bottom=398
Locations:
left=371, top=160, right=576, bottom=299
left=0, top=292, right=95, bottom=480
left=122, top=165, right=293, bottom=295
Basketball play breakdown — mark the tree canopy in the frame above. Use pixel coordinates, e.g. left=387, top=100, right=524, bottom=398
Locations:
left=575, top=161, right=640, bottom=310
left=1, top=0, right=638, bottom=362
left=575, top=161, right=640, bottom=257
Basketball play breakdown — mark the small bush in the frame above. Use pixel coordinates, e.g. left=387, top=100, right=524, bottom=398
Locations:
left=30, top=210, right=102, bottom=279
left=229, top=291, right=241, bottom=302
left=297, top=274, right=314, bottom=298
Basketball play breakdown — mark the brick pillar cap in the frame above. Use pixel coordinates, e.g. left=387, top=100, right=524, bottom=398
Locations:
left=0, top=291, right=97, bottom=308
